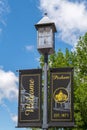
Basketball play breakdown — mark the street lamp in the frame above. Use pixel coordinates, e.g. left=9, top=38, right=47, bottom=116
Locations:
left=35, top=13, right=57, bottom=55
left=35, top=13, right=57, bottom=130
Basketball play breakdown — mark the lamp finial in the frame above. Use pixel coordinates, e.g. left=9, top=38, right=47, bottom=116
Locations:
left=44, top=12, right=47, bottom=16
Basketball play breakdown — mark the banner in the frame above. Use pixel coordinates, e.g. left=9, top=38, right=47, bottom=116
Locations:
left=18, top=69, right=42, bottom=127
left=49, top=68, right=74, bottom=127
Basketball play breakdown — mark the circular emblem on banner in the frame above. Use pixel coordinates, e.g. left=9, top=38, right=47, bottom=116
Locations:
left=53, top=88, right=69, bottom=103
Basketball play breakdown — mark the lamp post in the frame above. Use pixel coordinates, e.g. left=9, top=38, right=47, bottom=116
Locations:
left=35, top=13, right=57, bottom=130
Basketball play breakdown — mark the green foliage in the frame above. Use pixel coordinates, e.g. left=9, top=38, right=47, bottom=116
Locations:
left=75, top=33, right=87, bottom=76
left=73, top=33, right=87, bottom=129
left=49, top=49, right=75, bottom=68
left=40, top=48, right=76, bottom=69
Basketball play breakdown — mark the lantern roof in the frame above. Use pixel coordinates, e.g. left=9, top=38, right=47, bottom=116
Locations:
left=37, top=13, right=53, bottom=24
left=35, top=13, right=57, bottom=32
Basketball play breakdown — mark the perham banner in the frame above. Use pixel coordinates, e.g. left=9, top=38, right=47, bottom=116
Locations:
left=18, top=69, right=42, bottom=127
left=49, top=68, right=74, bottom=127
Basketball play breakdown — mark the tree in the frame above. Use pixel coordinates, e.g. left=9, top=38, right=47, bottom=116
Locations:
left=32, top=33, right=87, bottom=130
left=75, top=33, right=87, bottom=76
left=72, top=33, right=87, bottom=129
left=40, top=48, right=75, bottom=68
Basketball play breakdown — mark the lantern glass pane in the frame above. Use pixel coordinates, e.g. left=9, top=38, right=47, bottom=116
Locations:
left=38, top=27, right=53, bottom=47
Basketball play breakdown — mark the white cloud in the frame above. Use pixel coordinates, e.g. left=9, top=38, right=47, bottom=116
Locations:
left=35, top=56, right=40, bottom=62
left=25, top=45, right=34, bottom=52
left=39, top=0, right=87, bottom=47
left=1, top=102, right=18, bottom=124
left=11, top=115, right=18, bottom=124
left=0, top=0, right=10, bottom=25
left=0, top=68, right=18, bottom=103
left=0, top=0, right=10, bottom=36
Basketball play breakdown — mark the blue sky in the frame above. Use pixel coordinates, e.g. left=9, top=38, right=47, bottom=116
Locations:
left=0, top=0, right=87, bottom=130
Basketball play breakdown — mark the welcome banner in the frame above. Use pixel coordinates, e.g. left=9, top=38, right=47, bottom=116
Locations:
left=49, top=68, right=74, bottom=127
left=18, top=69, right=42, bottom=127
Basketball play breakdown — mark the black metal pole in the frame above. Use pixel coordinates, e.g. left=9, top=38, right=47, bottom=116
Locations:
left=42, top=54, right=48, bottom=130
